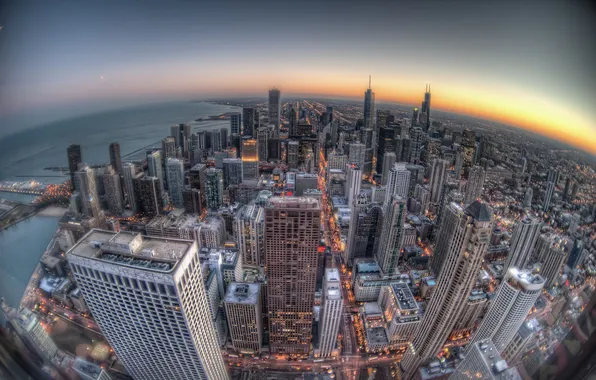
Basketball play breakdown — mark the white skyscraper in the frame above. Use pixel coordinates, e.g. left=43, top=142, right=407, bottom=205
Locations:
left=384, top=162, right=410, bottom=208
left=503, top=216, right=542, bottom=272
left=67, top=230, right=229, bottom=380
left=469, top=268, right=545, bottom=353
left=224, top=283, right=262, bottom=354
left=166, top=158, right=185, bottom=208
left=464, top=165, right=486, bottom=205
left=429, top=159, right=448, bottom=204
left=376, top=195, right=407, bottom=275
left=451, top=339, right=521, bottom=380
left=345, top=163, right=362, bottom=207
left=318, top=269, right=343, bottom=358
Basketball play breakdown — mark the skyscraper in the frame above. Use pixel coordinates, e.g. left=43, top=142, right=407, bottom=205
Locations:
left=344, top=193, right=370, bottom=265
left=234, top=204, right=265, bottom=267
left=534, top=233, right=570, bottom=287
left=363, top=76, right=375, bottom=129
left=464, top=165, right=486, bottom=205
left=268, top=88, right=281, bottom=137
left=67, top=144, right=83, bottom=190
left=400, top=201, right=492, bottom=380
left=566, top=235, right=587, bottom=269
left=165, top=158, right=184, bottom=208
left=257, top=126, right=268, bottom=162
left=222, top=158, right=243, bottom=187
left=265, top=197, right=320, bottom=355
left=189, top=163, right=207, bottom=210
left=74, top=165, right=100, bottom=220
left=161, top=137, right=177, bottom=160
left=121, top=162, right=139, bottom=212
left=376, top=195, right=407, bottom=275
left=220, top=127, right=228, bottom=149
left=429, top=159, right=448, bottom=204
left=287, top=140, right=299, bottom=169
left=205, top=168, right=224, bottom=210
left=452, top=339, right=521, bottom=380
left=421, top=84, right=431, bottom=131
left=543, top=181, right=555, bottom=211
left=523, top=187, right=533, bottom=208
left=137, top=176, right=164, bottom=217
left=384, top=162, right=410, bottom=207
left=147, top=150, right=164, bottom=194
left=375, top=124, right=398, bottom=173
left=241, top=138, right=259, bottom=183
left=469, top=268, right=545, bottom=353
left=345, top=163, right=362, bottom=207
left=381, top=152, right=397, bottom=185
left=349, top=142, right=366, bottom=169
left=109, top=142, right=122, bottom=176
left=318, top=269, right=343, bottom=358
left=224, top=283, right=263, bottom=354
left=242, top=107, right=255, bottom=137
left=230, top=112, right=241, bottom=134
left=67, top=230, right=229, bottom=380
left=503, top=216, right=542, bottom=272
left=409, top=127, right=424, bottom=164
left=102, top=166, right=123, bottom=214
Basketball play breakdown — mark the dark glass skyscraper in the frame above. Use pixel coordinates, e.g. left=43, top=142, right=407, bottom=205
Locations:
left=66, top=144, right=82, bottom=190
left=108, top=142, right=122, bottom=175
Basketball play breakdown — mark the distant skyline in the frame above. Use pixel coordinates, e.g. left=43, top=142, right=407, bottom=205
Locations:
left=0, top=0, right=594, bottom=154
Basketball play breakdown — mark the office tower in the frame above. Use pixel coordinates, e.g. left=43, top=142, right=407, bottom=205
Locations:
left=74, top=165, right=100, bottom=218
left=137, top=176, right=164, bottom=217
left=344, top=193, right=371, bottom=264
left=523, top=187, right=533, bottom=208
left=503, top=216, right=542, bottom=272
left=103, top=166, right=123, bottom=214
left=464, top=165, right=486, bottom=205
left=437, top=186, right=463, bottom=227
left=349, top=142, right=366, bottom=169
left=189, top=164, right=207, bottom=210
left=534, top=233, right=570, bottom=287
left=257, top=126, right=268, bottom=162
left=241, top=139, right=259, bottom=183
left=543, top=181, right=554, bottom=211
left=429, top=159, right=448, bottom=204
left=363, top=76, right=375, bottom=129
left=147, top=150, right=164, bottom=194
left=400, top=201, right=492, bottom=379
left=224, top=283, right=262, bottom=354
left=375, top=124, right=398, bottom=173
left=384, top=162, right=410, bottom=207
left=376, top=109, right=393, bottom=132
left=454, top=152, right=463, bottom=179
left=381, top=152, right=397, bottom=185
left=235, top=204, right=265, bottom=267
left=288, top=107, right=298, bottom=136
left=360, top=128, right=375, bottom=175
left=220, top=128, right=228, bottom=148
left=230, top=112, right=241, bottom=134
left=268, top=88, right=281, bottom=136
left=183, top=188, right=202, bottom=214
left=242, top=107, right=255, bottom=137
left=328, top=150, right=348, bottom=170
left=161, top=137, right=177, bottom=159
left=121, top=163, right=139, bottom=212
left=409, top=127, right=424, bottom=164
left=165, top=158, right=184, bottom=208
left=108, top=142, right=122, bottom=176
left=267, top=136, right=280, bottom=161
left=67, top=144, right=83, bottom=190
left=287, top=140, right=299, bottom=169
left=424, top=138, right=441, bottom=163
left=318, top=269, right=343, bottom=358
left=470, top=268, right=545, bottom=352
left=170, top=123, right=191, bottom=152
left=421, top=84, right=431, bottom=131
left=376, top=195, right=407, bottom=275
left=547, top=168, right=559, bottom=185
left=222, top=158, right=243, bottom=187
left=265, top=197, right=320, bottom=355
left=378, top=283, right=422, bottom=343
left=211, top=130, right=223, bottom=153
left=451, top=339, right=521, bottom=380
left=566, top=235, right=586, bottom=269
left=170, top=124, right=181, bottom=147
left=205, top=168, right=224, bottom=210
left=345, top=163, right=362, bottom=207
left=67, top=230, right=229, bottom=380
left=214, top=151, right=229, bottom=169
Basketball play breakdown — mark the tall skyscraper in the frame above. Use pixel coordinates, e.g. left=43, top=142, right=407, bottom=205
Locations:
left=220, top=127, right=228, bottom=149
left=421, top=84, right=431, bottom=131
left=288, top=107, right=298, bottom=136
left=400, top=201, right=492, bottom=380
left=376, top=195, right=407, bottom=275
left=523, top=187, right=533, bottom=208
left=121, top=162, right=139, bottom=212
left=287, top=140, right=299, bottom=169
left=363, top=76, right=375, bottom=129
left=381, top=152, right=397, bottom=185
left=234, top=204, right=265, bottom=267
left=103, top=166, right=123, bottom=214
left=429, top=159, right=448, bottom=204
left=242, top=107, right=255, bottom=137
left=566, top=235, right=587, bottom=269
left=349, top=142, right=366, bottom=169
left=161, top=137, right=177, bottom=160
left=318, top=269, right=343, bottom=358
left=241, top=138, right=259, bottom=183
left=108, top=142, right=122, bottom=176
left=503, top=216, right=542, bottom=272
left=230, top=112, right=241, bottom=135
left=205, top=168, right=224, bottom=210
left=344, top=193, right=370, bottom=265
left=464, top=165, right=486, bottom=205
left=345, top=163, right=362, bottom=207
left=409, top=127, right=424, bottom=164
left=534, top=233, right=570, bottom=287
left=257, top=126, right=268, bottom=162
left=384, top=162, right=410, bottom=207
left=165, top=158, right=184, bottom=208
left=222, top=158, right=243, bottom=187
left=67, top=230, right=229, bottom=380
left=67, top=144, right=83, bottom=190
left=211, top=129, right=223, bottom=153
left=265, top=197, right=320, bottom=355
left=268, top=88, right=281, bottom=137
left=147, top=150, right=164, bottom=194
left=189, top=164, right=207, bottom=210
left=375, top=124, right=398, bottom=173
left=74, top=165, right=100, bottom=219
left=452, top=339, right=521, bottom=380
left=469, top=268, right=545, bottom=353
left=543, top=181, right=555, bottom=211
left=224, top=283, right=263, bottom=354
left=137, top=176, right=164, bottom=217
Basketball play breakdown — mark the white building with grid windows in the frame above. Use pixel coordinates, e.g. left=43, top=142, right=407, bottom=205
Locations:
left=67, top=230, right=229, bottom=380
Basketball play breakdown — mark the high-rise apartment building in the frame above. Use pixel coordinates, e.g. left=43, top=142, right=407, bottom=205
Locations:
left=257, top=126, right=268, bottom=162
left=67, top=230, right=229, bottom=380
left=165, top=158, right=185, bottom=208
left=268, top=89, right=281, bottom=137
left=67, top=144, right=83, bottom=190
left=224, top=283, right=262, bottom=354
left=241, top=139, right=259, bottom=183
left=384, top=163, right=410, bottom=207
left=543, top=181, right=555, bottom=211
left=534, top=233, right=570, bottom=287
left=318, top=269, right=343, bottom=358
left=108, top=142, right=122, bottom=176
left=222, top=158, right=243, bottom=188
left=503, top=216, right=542, bottom=272
left=287, top=140, right=299, bottom=169
left=102, top=166, right=123, bottom=214
left=429, top=159, right=448, bottom=204
left=345, top=163, right=362, bottom=207
left=121, top=162, right=139, bottom=212
left=376, top=195, right=407, bottom=275
left=74, top=165, right=100, bottom=219
left=409, top=127, right=424, bottom=164
left=451, top=339, right=521, bottom=380
left=234, top=204, right=265, bottom=267
left=400, top=201, right=492, bottom=379
left=147, top=150, right=164, bottom=194
left=242, top=107, right=255, bottom=137
left=137, top=176, right=164, bottom=217
left=265, top=197, right=320, bottom=355
left=205, top=168, right=224, bottom=210
left=381, top=152, right=397, bottom=185
left=230, top=112, right=241, bottom=135
left=349, top=143, right=366, bottom=169
left=469, top=268, right=545, bottom=353
left=464, top=165, right=486, bottom=205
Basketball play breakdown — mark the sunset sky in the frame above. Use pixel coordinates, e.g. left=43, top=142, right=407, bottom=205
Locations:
left=1, top=0, right=595, bottom=153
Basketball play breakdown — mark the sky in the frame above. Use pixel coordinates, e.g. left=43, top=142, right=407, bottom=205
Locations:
left=0, top=0, right=595, bottom=154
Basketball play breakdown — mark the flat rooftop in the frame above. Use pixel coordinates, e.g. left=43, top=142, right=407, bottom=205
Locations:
left=471, top=339, right=522, bottom=379
left=69, top=229, right=193, bottom=273
left=225, top=282, right=260, bottom=305
left=365, top=327, right=389, bottom=345
left=391, top=283, right=418, bottom=311
left=326, top=268, right=340, bottom=283
left=364, top=302, right=382, bottom=315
